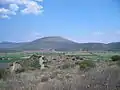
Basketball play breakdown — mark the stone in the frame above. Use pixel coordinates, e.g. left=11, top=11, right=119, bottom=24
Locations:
left=10, top=62, right=22, bottom=73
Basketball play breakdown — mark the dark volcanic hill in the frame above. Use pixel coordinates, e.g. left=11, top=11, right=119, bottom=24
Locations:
left=0, top=36, right=120, bottom=51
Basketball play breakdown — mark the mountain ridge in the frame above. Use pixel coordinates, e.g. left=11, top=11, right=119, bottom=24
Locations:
left=0, top=36, right=120, bottom=51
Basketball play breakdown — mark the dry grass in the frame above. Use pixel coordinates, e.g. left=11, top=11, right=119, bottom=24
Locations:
left=1, top=54, right=120, bottom=90
left=1, top=66, right=120, bottom=90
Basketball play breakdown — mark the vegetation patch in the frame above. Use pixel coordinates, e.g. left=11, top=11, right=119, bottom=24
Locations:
left=30, top=60, right=41, bottom=69
left=15, top=68, right=25, bottom=74
left=111, top=55, right=120, bottom=61
left=0, top=69, right=9, bottom=80
left=79, top=60, right=95, bottom=70
left=41, top=75, right=49, bottom=82
left=52, top=58, right=57, bottom=60
left=75, top=61, right=81, bottom=65
left=60, top=63, right=75, bottom=69
left=72, top=58, right=76, bottom=61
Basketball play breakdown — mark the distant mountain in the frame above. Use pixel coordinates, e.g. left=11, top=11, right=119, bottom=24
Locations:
left=17, top=36, right=80, bottom=51
left=0, top=41, right=27, bottom=49
left=0, top=41, right=27, bottom=53
left=76, top=43, right=108, bottom=51
left=0, top=36, right=120, bottom=51
left=107, top=42, right=120, bottom=51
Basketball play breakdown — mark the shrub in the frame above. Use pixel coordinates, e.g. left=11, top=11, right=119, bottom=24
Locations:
left=80, top=57, right=84, bottom=60
left=9, top=63, right=13, bottom=66
left=53, top=58, right=56, bottom=60
left=0, top=69, right=8, bottom=79
left=50, top=72, right=58, bottom=79
left=75, top=56, right=80, bottom=60
left=61, top=63, right=75, bottom=69
left=41, top=76, right=49, bottom=82
left=56, top=74, right=64, bottom=81
left=28, top=67, right=36, bottom=71
left=111, top=55, right=120, bottom=61
left=72, top=58, right=76, bottom=61
left=75, top=61, right=81, bottom=65
left=15, top=68, right=25, bottom=74
left=65, top=74, right=72, bottom=79
left=79, top=60, right=95, bottom=70
left=66, top=57, right=69, bottom=60
left=30, top=60, right=41, bottom=69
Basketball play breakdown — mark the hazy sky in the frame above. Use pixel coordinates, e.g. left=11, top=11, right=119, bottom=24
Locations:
left=0, top=0, right=120, bottom=43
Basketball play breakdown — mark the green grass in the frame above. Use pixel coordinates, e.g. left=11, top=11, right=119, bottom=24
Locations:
left=0, top=51, right=120, bottom=64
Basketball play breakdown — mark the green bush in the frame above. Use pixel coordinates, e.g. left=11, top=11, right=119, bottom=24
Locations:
left=72, top=58, right=75, bottom=61
left=111, top=55, right=120, bottom=61
left=15, top=68, right=25, bottom=74
left=75, top=61, right=81, bottom=65
left=75, top=56, right=80, bottom=60
left=80, top=57, right=84, bottom=60
left=79, top=60, right=95, bottom=70
left=30, top=60, right=41, bottom=69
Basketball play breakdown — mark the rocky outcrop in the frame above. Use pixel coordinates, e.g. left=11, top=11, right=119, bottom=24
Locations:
left=20, top=54, right=48, bottom=70
left=10, top=62, right=22, bottom=73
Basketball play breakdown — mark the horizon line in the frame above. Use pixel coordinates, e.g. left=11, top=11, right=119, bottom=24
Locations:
left=0, top=36, right=119, bottom=44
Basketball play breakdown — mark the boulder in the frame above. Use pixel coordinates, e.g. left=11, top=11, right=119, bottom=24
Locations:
left=10, top=62, right=22, bottom=73
left=39, top=56, right=48, bottom=70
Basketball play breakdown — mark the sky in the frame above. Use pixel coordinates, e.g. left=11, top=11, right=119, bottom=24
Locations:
left=0, top=0, right=120, bottom=43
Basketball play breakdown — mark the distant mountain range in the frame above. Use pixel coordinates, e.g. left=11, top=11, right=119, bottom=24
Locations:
left=0, top=36, right=120, bottom=52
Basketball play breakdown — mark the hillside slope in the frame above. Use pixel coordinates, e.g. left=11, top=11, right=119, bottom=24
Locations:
left=18, top=36, right=80, bottom=51
left=0, top=36, right=120, bottom=51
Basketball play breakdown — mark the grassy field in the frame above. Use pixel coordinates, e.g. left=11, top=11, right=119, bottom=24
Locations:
left=0, top=51, right=119, bottom=63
